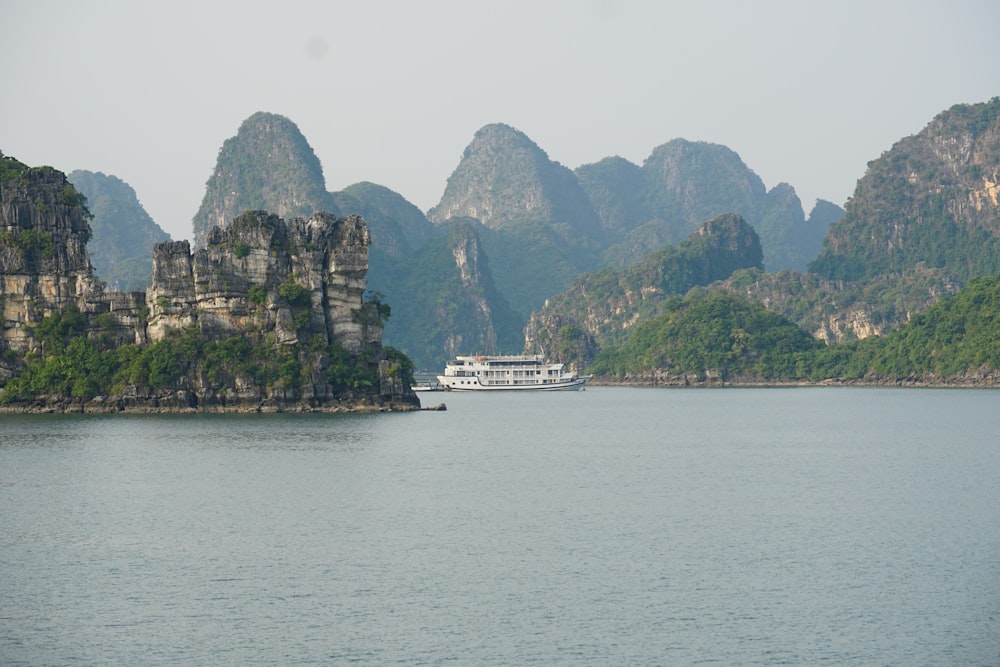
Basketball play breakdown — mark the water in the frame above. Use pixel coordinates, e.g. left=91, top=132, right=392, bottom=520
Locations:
left=1, top=387, right=998, bottom=665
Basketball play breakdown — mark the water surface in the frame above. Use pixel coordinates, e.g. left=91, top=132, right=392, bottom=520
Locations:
left=2, top=387, right=998, bottom=664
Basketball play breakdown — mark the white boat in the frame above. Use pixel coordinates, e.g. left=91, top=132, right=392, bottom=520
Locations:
left=436, top=354, right=591, bottom=391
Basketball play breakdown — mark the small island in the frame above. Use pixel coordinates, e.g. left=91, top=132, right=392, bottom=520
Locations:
left=0, top=154, right=419, bottom=413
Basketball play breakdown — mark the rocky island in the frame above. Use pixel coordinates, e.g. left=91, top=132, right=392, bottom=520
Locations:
left=0, top=154, right=419, bottom=413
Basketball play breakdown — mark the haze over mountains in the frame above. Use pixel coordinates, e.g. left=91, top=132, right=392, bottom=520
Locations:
left=70, top=99, right=1000, bottom=372
left=170, top=112, right=844, bottom=369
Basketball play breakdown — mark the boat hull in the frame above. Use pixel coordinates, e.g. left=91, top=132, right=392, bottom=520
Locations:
left=435, top=376, right=591, bottom=391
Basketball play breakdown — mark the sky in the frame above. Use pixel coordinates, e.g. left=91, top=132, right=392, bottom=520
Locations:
left=3, top=0, right=998, bottom=242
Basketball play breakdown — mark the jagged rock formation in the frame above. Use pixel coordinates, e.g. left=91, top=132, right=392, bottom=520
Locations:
left=811, top=97, right=1000, bottom=282
left=191, top=115, right=839, bottom=370
left=524, top=214, right=763, bottom=368
left=148, top=210, right=373, bottom=350
left=192, top=112, right=339, bottom=249
left=68, top=170, right=171, bottom=290
left=0, top=156, right=416, bottom=411
left=0, top=163, right=106, bottom=362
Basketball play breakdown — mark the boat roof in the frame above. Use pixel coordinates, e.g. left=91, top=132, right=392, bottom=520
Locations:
left=452, top=354, right=546, bottom=362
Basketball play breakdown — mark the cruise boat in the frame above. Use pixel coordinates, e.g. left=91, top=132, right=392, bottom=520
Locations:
left=436, top=355, right=591, bottom=391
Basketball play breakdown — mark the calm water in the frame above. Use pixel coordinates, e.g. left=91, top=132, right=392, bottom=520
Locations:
left=1, top=387, right=998, bottom=665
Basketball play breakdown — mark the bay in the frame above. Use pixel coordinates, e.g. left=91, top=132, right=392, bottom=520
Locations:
left=1, top=387, right=998, bottom=665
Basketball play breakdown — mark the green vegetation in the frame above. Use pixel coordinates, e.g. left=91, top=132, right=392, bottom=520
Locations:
left=0, top=229, right=56, bottom=259
left=0, top=150, right=29, bottom=183
left=247, top=285, right=267, bottom=305
left=588, top=275, right=1000, bottom=383
left=192, top=112, right=338, bottom=244
left=279, top=281, right=313, bottom=330
left=531, top=214, right=763, bottom=367
left=821, top=274, right=1000, bottom=379
left=810, top=98, right=1000, bottom=283
left=373, top=221, right=525, bottom=370
left=0, top=305, right=400, bottom=404
left=331, top=182, right=436, bottom=258
left=589, top=290, right=822, bottom=379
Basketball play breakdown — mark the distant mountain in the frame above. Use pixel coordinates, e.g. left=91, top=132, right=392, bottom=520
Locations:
left=810, top=97, right=1000, bottom=282
left=578, top=139, right=840, bottom=272
left=428, top=123, right=605, bottom=241
left=192, top=112, right=338, bottom=247
left=371, top=218, right=523, bottom=370
left=524, top=214, right=764, bottom=368
left=331, top=181, right=437, bottom=258
left=427, top=123, right=607, bottom=315
left=68, top=170, right=171, bottom=291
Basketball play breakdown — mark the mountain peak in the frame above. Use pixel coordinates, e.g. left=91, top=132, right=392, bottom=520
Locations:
left=192, top=112, right=337, bottom=248
left=428, top=123, right=602, bottom=238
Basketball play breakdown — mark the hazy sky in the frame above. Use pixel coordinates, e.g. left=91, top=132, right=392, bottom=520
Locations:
left=3, top=0, right=998, bottom=242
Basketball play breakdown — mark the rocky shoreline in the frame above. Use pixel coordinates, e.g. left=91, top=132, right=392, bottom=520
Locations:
left=590, top=371, right=1000, bottom=388
left=0, top=392, right=425, bottom=415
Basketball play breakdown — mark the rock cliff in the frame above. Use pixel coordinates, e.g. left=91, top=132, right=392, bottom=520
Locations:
left=811, top=97, right=1000, bottom=282
left=148, top=210, right=374, bottom=352
left=1, top=164, right=105, bottom=362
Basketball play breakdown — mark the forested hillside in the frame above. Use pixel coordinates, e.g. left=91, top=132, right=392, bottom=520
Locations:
left=69, top=170, right=171, bottom=291
left=524, top=214, right=763, bottom=367
left=589, top=274, right=1000, bottom=385
left=811, top=98, right=1000, bottom=282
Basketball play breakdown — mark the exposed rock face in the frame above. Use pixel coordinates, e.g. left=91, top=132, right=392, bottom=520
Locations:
left=148, top=211, right=373, bottom=354
left=192, top=112, right=339, bottom=249
left=372, top=217, right=523, bottom=370
left=1, top=167, right=103, bottom=358
left=443, top=221, right=499, bottom=357
left=717, top=264, right=962, bottom=344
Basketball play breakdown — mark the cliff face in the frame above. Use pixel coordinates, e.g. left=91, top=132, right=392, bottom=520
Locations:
left=370, top=217, right=523, bottom=370
left=148, top=211, right=373, bottom=352
left=0, top=159, right=415, bottom=410
left=811, top=97, right=1000, bottom=282
left=716, top=265, right=961, bottom=344
left=0, top=167, right=104, bottom=358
